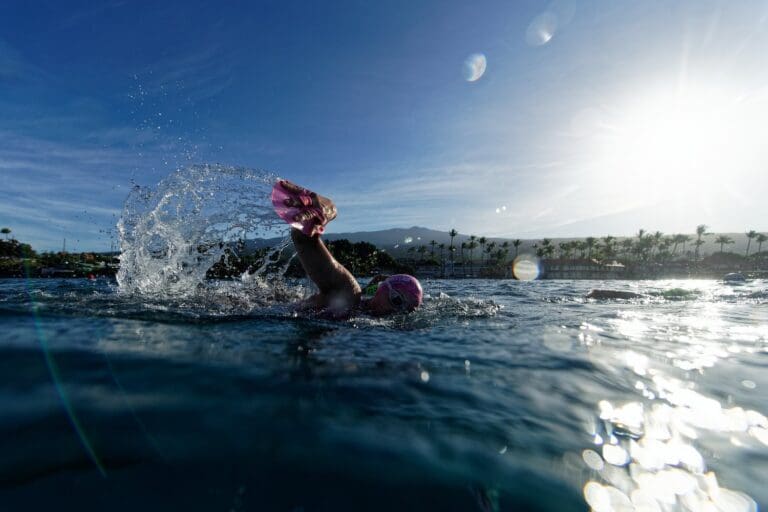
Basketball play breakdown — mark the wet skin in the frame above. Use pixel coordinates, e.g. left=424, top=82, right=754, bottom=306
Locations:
left=284, top=184, right=406, bottom=318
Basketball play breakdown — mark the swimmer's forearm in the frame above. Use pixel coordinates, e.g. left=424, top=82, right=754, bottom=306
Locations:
left=291, top=229, right=361, bottom=296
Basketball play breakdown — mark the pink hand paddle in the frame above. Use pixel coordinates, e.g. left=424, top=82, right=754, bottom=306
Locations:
left=271, top=180, right=328, bottom=236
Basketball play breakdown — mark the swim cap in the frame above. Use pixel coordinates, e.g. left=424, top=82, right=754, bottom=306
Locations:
left=382, top=274, right=423, bottom=311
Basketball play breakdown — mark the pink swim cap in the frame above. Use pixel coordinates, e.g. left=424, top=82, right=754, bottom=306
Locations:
left=383, top=274, right=423, bottom=311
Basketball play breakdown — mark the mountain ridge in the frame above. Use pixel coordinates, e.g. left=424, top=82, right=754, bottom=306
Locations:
left=245, top=226, right=765, bottom=257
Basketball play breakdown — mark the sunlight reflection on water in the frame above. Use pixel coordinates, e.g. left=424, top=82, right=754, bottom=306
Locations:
left=579, top=289, right=766, bottom=511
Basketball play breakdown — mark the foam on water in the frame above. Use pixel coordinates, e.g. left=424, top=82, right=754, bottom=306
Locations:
left=116, top=164, right=297, bottom=309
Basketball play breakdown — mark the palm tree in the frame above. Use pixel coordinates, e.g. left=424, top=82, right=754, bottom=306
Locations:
left=485, top=241, right=496, bottom=263
left=1, top=227, right=10, bottom=240
left=513, top=239, right=522, bottom=258
left=448, top=228, right=459, bottom=261
left=715, top=235, right=734, bottom=253
left=756, top=233, right=768, bottom=254
left=671, top=234, right=684, bottom=255
left=460, top=242, right=467, bottom=263
left=694, top=224, right=709, bottom=260
left=417, top=245, right=427, bottom=261
left=620, top=239, right=633, bottom=260
left=575, top=240, right=587, bottom=259
left=635, top=230, right=647, bottom=261
left=679, top=234, right=691, bottom=257
left=429, top=240, right=437, bottom=258
left=448, top=229, right=458, bottom=263
left=745, top=230, right=758, bottom=257
left=652, top=231, right=664, bottom=258
left=467, top=240, right=477, bottom=272
left=438, top=243, right=445, bottom=265
left=694, top=239, right=706, bottom=259
left=644, top=236, right=655, bottom=258
left=541, top=238, right=552, bottom=254
left=601, top=236, right=616, bottom=259
left=585, top=237, right=596, bottom=259
left=658, top=237, right=673, bottom=262
left=478, top=237, right=487, bottom=264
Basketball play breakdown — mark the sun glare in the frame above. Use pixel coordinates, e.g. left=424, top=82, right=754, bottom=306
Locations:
left=589, top=84, right=766, bottom=203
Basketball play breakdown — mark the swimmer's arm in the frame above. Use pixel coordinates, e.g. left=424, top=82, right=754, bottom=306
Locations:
left=291, top=292, right=325, bottom=312
left=291, top=228, right=361, bottom=309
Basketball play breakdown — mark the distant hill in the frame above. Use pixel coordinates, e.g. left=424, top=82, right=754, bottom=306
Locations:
left=242, top=226, right=766, bottom=258
left=299, top=226, right=539, bottom=257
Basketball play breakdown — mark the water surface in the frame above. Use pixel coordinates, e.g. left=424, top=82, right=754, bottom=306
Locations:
left=1, top=277, right=765, bottom=511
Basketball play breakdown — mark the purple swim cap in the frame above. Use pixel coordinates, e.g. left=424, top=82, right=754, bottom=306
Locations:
left=383, top=274, right=423, bottom=311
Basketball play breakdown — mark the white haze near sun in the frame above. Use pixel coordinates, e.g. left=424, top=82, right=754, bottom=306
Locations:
left=414, top=1, right=768, bottom=241
left=532, top=77, right=768, bottom=238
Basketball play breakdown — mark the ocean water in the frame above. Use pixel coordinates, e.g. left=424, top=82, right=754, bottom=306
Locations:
left=1, top=277, right=766, bottom=512
left=2, top=166, right=766, bottom=511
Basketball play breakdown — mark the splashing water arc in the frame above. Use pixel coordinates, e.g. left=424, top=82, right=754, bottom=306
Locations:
left=117, top=164, right=288, bottom=297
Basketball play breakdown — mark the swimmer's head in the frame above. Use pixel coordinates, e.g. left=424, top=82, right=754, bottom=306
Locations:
left=368, top=274, right=423, bottom=316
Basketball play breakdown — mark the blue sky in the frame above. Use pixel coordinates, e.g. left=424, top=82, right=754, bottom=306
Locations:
left=1, top=0, right=767, bottom=251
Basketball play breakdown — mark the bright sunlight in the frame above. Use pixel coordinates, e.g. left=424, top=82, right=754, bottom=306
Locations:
left=589, top=82, right=766, bottom=203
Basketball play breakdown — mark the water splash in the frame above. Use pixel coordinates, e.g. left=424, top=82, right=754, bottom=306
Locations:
left=117, top=164, right=296, bottom=307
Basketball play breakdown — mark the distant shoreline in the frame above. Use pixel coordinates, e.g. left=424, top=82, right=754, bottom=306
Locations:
left=2, top=231, right=766, bottom=281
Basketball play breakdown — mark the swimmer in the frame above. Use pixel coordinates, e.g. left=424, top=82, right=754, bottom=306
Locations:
left=273, top=179, right=422, bottom=318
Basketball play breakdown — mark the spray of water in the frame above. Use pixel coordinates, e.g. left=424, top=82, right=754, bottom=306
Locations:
left=117, top=164, right=301, bottom=310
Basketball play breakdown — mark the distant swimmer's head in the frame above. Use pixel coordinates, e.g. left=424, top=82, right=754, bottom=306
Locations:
left=368, top=274, right=423, bottom=316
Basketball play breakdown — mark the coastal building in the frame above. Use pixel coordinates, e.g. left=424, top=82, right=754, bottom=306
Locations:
left=542, top=259, right=626, bottom=279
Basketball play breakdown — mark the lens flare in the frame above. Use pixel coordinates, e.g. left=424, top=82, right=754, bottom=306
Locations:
left=23, top=260, right=106, bottom=477
left=525, top=12, right=558, bottom=46
left=463, top=53, right=487, bottom=82
left=513, top=255, right=541, bottom=280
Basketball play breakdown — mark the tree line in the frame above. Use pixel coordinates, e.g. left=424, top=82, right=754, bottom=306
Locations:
left=209, top=238, right=414, bottom=279
left=403, top=225, right=767, bottom=270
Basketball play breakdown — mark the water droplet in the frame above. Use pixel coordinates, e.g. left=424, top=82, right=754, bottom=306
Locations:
left=582, top=449, right=604, bottom=471
left=583, top=482, right=610, bottom=512
left=602, top=444, right=629, bottom=466
left=712, top=488, right=757, bottom=512
left=750, top=426, right=768, bottom=446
